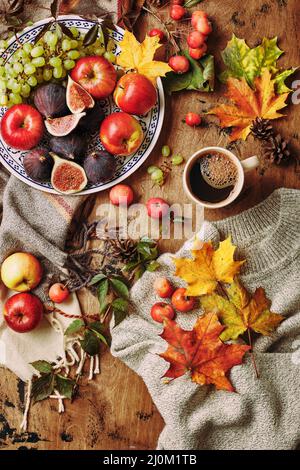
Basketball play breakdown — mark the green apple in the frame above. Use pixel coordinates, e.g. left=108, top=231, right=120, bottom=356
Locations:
left=1, top=252, right=43, bottom=292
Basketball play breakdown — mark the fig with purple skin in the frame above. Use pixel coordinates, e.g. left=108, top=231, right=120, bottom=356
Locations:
left=84, top=151, right=116, bottom=184
left=49, top=132, right=87, bottom=162
left=23, top=148, right=54, bottom=182
left=34, top=83, right=68, bottom=118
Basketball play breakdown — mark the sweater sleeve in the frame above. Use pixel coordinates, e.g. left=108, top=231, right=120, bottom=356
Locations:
left=110, top=222, right=300, bottom=450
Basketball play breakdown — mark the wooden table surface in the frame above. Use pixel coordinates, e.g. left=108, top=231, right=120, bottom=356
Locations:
left=1, top=0, right=299, bottom=450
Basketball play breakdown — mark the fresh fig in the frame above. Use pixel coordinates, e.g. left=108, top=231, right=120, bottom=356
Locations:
left=45, top=113, right=85, bottom=137
left=34, top=83, right=68, bottom=118
left=78, top=102, right=105, bottom=133
left=83, top=150, right=116, bottom=185
left=23, top=148, right=54, bottom=182
left=66, top=76, right=94, bottom=114
left=50, top=153, right=87, bottom=194
left=49, top=132, right=87, bottom=161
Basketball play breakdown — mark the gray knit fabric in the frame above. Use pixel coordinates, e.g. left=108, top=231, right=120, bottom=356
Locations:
left=111, top=188, right=300, bottom=450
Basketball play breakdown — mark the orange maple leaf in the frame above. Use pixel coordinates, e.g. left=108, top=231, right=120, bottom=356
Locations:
left=159, top=312, right=250, bottom=392
left=208, top=69, right=289, bottom=141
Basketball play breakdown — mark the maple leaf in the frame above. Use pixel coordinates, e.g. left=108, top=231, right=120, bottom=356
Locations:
left=174, top=237, right=245, bottom=296
left=219, top=34, right=297, bottom=94
left=159, top=312, right=250, bottom=392
left=116, top=30, right=172, bottom=84
left=208, top=69, right=289, bottom=141
left=200, top=279, right=284, bottom=342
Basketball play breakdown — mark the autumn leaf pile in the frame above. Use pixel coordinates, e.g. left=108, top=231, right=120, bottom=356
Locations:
left=159, top=238, right=284, bottom=392
left=209, top=35, right=297, bottom=141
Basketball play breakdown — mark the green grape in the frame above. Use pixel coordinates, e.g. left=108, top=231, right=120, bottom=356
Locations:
left=63, top=59, right=75, bottom=70
left=147, top=165, right=160, bottom=175
left=70, top=40, right=78, bottom=49
left=7, top=79, right=17, bottom=90
left=43, top=68, right=53, bottom=81
left=23, top=43, right=33, bottom=54
left=94, top=47, right=105, bottom=56
left=44, top=31, right=58, bottom=48
left=171, top=155, right=184, bottom=166
left=21, top=83, right=31, bottom=97
left=27, top=75, right=38, bottom=87
left=104, top=51, right=116, bottom=64
left=62, top=39, right=72, bottom=52
left=4, top=63, right=12, bottom=73
left=0, top=66, right=5, bottom=77
left=0, top=94, right=8, bottom=106
left=67, top=50, right=80, bottom=60
left=32, top=57, right=46, bottom=67
left=15, top=49, right=24, bottom=60
left=36, top=70, right=43, bottom=84
left=13, top=63, right=24, bottom=74
left=0, top=78, right=6, bottom=90
left=162, top=145, right=171, bottom=157
left=0, top=40, right=8, bottom=50
left=11, top=82, right=21, bottom=94
left=53, top=66, right=63, bottom=79
left=24, top=63, right=36, bottom=75
left=9, top=92, right=22, bottom=104
left=22, top=57, right=31, bottom=65
left=49, top=56, right=62, bottom=67
left=70, top=26, right=79, bottom=38
left=31, top=46, right=44, bottom=58
left=151, top=168, right=164, bottom=181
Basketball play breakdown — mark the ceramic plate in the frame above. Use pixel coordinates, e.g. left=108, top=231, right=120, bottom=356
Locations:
left=0, top=15, right=165, bottom=195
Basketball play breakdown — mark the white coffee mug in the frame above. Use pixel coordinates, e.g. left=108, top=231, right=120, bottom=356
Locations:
left=183, top=146, right=259, bottom=209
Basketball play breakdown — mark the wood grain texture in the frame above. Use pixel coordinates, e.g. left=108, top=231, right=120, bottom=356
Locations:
left=1, top=0, right=299, bottom=450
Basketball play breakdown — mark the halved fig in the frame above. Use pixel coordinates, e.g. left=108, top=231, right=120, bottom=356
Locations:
left=66, top=76, right=94, bottom=114
left=45, top=113, right=85, bottom=137
left=50, top=153, right=87, bottom=194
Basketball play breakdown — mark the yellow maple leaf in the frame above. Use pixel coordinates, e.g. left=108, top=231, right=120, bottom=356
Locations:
left=117, top=30, right=172, bottom=84
left=174, top=237, right=245, bottom=296
left=208, top=69, right=289, bottom=141
left=200, top=279, right=284, bottom=341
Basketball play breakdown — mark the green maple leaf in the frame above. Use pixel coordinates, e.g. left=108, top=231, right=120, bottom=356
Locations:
left=219, top=35, right=297, bottom=94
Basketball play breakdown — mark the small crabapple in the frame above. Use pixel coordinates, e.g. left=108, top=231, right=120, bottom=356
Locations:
left=170, top=5, right=186, bottom=21
left=185, top=112, right=202, bottom=127
left=187, top=31, right=206, bottom=49
left=148, top=28, right=165, bottom=41
left=168, top=55, right=190, bottom=74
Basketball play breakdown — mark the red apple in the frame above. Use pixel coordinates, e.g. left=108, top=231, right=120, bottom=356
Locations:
left=109, top=184, right=134, bottom=206
left=171, top=288, right=196, bottom=312
left=100, top=112, right=143, bottom=156
left=4, top=292, right=43, bottom=333
left=146, top=197, right=169, bottom=219
left=49, top=283, right=70, bottom=303
left=150, top=302, right=175, bottom=323
left=71, top=56, right=117, bottom=99
left=113, top=73, right=157, bottom=115
left=153, top=277, right=174, bottom=298
left=1, top=252, right=43, bottom=292
left=0, top=104, right=44, bottom=150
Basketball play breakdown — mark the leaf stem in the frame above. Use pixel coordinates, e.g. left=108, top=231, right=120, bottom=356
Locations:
left=142, top=5, right=180, bottom=53
left=247, top=328, right=260, bottom=379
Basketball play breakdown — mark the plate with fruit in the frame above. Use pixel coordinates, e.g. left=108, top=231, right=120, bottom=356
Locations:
left=0, top=16, right=164, bottom=195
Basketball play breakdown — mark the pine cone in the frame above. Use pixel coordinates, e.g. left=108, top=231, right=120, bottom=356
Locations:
left=251, top=118, right=274, bottom=141
left=263, top=134, right=291, bottom=165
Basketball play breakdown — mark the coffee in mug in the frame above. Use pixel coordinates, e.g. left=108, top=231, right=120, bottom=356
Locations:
left=189, top=151, right=238, bottom=204
left=183, top=146, right=259, bottom=209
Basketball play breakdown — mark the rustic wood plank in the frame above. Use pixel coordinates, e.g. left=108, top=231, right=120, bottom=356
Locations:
left=1, top=0, right=299, bottom=450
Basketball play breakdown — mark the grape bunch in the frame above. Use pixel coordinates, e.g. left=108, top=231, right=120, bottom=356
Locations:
left=0, top=25, right=116, bottom=108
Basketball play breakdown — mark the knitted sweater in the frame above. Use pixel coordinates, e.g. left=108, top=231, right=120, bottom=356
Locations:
left=111, top=188, right=300, bottom=450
